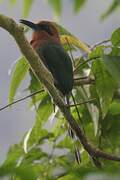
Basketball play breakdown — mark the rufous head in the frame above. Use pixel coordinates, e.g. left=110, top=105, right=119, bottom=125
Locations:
left=20, top=19, right=60, bottom=49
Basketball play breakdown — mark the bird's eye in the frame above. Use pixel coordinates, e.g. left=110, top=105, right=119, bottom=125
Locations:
left=40, top=24, right=53, bottom=36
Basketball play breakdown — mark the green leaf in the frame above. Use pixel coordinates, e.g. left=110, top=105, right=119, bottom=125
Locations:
left=101, top=0, right=120, bottom=20
left=55, top=23, right=73, bottom=36
left=103, top=55, right=120, bottom=84
left=55, top=23, right=77, bottom=51
left=22, top=148, right=47, bottom=165
left=89, top=46, right=104, bottom=59
left=109, top=101, right=120, bottom=115
left=73, top=0, right=86, bottom=12
left=0, top=144, right=23, bottom=176
left=59, top=163, right=120, bottom=180
left=54, top=23, right=91, bottom=53
left=57, top=134, right=73, bottom=149
left=36, top=95, right=53, bottom=127
left=52, top=116, right=66, bottom=137
left=28, top=70, right=44, bottom=108
left=29, top=70, right=41, bottom=93
left=9, top=0, right=17, bottom=5
left=15, top=165, right=37, bottom=180
left=28, top=92, right=46, bottom=108
left=111, top=27, right=120, bottom=46
left=9, top=57, right=29, bottom=103
left=28, top=94, right=53, bottom=147
left=48, top=0, right=62, bottom=16
left=75, top=87, right=99, bottom=136
left=101, top=114, right=120, bottom=150
left=92, top=60, right=116, bottom=118
left=23, top=0, right=33, bottom=17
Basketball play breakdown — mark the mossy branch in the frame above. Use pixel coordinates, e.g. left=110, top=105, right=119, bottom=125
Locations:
left=0, top=14, right=120, bottom=165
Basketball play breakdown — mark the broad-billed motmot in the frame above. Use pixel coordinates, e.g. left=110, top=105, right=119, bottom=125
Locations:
left=20, top=20, right=81, bottom=163
left=20, top=20, right=73, bottom=96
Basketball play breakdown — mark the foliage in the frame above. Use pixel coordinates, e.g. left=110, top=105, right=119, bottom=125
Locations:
left=8, top=57, right=29, bottom=103
left=0, top=19, right=120, bottom=179
left=2, top=0, right=119, bottom=18
left=0, top=0, right=120, bottom=179
left=101, top=0, right=120, bottom=20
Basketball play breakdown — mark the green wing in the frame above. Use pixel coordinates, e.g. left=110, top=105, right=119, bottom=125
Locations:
left=38, top=42, right=73, bottom=95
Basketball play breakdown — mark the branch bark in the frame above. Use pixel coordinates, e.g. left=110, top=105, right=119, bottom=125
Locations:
left=74, top=78, right=95, bottom=86
left=0, top=14, right=120, bottom=164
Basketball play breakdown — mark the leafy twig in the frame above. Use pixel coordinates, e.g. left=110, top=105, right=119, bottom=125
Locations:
left=65, top=36, right=76, bottom=67
left=74, top=56, right=100, bottom=73
left=91, top=39, right=110, bottom=50
left=74, top=39, right=110, bottom=74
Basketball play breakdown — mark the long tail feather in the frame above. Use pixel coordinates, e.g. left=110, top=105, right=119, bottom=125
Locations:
left=66, top=94, right=81, bottom=164
left=70, top=92, right=85, bottom=133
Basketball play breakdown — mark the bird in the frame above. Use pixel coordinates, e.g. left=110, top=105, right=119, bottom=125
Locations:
left=20, top=20, right=81, bottom=164
left=20, top=19, right=73, bottom=96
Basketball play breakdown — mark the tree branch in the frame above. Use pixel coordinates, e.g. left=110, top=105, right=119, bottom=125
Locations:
left=0, top=14, right=120, bottom=164
left=74, top=78, right=95, bottom=86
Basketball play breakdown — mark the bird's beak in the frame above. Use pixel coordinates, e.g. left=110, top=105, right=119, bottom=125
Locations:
left=19, top=19, right=38, bottom=30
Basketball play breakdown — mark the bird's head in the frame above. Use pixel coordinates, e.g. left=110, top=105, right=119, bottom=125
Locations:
left=20, top=19, right=60, bottom=48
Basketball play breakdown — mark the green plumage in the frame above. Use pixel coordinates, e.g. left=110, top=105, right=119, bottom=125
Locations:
left=37, top=42, right=73, bottom=95
left=19, top=19, right=73, bottom=95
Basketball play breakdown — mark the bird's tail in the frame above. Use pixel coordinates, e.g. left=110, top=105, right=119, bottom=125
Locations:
left=70, top=92, right=85, bottom=133
left=66, top=94, right=81, bottom=164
